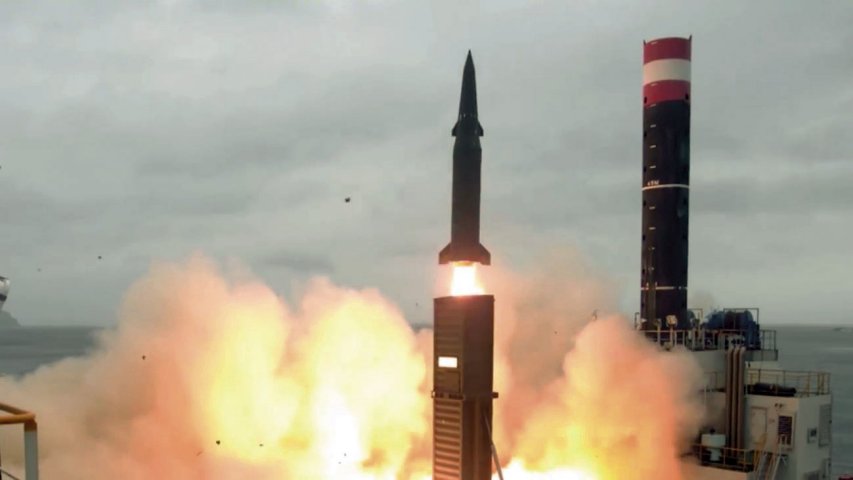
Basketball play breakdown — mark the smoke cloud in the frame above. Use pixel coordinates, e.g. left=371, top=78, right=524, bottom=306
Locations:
left=0, top=252, right=704, bottom=479
left=484, top=250, right=706, bottom=478
left=689, top=290, right=718, bottom=318
left=0, top=255, right=431, bottom=479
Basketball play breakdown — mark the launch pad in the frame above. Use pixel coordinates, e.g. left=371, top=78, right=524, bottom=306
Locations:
left=432, top=295, right=498, bottom=480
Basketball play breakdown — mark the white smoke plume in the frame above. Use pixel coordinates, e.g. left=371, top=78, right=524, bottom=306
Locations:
left=689, top=290, right=718, bottom=319
left=0, top=252, right=705, bottom=479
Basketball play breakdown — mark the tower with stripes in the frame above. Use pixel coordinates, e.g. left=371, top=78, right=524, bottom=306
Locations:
left=640, top=36, right=692, bottom=330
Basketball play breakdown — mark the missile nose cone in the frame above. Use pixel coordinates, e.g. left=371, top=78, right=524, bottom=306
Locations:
left=458, top=51, right=478, bottom=119
left=453, top=50, right=483, bottom=138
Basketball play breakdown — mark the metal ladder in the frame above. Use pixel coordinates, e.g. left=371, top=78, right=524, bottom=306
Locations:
left=754, top=441, right=783, bottom=480
left=765, top=448, right=783, bottom=480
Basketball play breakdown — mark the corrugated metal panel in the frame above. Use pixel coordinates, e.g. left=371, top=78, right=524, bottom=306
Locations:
left=434, top=398, right=463, bottom=480
left=435, top=370, right=460, bottom=392
left=433, top=296, right=495, bottom=480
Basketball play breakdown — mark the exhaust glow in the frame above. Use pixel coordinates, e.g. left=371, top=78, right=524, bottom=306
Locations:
left=498, top=459, right=597, bottom=480
left=450, top=262, right=485, bottom=296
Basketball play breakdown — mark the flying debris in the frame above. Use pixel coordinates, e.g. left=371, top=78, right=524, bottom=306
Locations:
left=438, top=51, right=491, bottom=266
left=344, top=197, right=351, bottom=203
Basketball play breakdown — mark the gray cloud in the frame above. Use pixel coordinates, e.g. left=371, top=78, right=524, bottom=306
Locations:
left=257, top=251, right=335, bottom=275
left=0, top=0, right=851, bottom=326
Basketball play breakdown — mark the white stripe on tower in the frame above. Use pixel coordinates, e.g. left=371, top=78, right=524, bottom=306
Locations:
left=643, top=59, right=691, bottom=85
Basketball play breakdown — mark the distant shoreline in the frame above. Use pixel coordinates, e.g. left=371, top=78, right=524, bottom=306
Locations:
left=0, top=311, right=21, bottom=328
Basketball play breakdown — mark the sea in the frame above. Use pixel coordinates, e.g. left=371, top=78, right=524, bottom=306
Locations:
left=0, top=324, right=851, bottom=477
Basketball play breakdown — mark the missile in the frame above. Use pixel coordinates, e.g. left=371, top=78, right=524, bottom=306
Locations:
left=439, top=51, right=491, bottom=266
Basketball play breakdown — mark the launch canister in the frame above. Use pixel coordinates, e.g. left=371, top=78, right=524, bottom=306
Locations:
left=640, top=37, right=691, bottom=330
left=439, top=51, right=491, bottom=266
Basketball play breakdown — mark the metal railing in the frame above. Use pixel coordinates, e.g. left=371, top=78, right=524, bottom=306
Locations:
left=702, top=369, right=831, bottom=396
left=633, top=308, right=777, bottom=352
left=746, top=369, right=831, bottom=396
left=691, top=444, right=757, bottom=472
left=632, top=327, right=777, bottom=353
left=0, top=403, right=38, bottom=480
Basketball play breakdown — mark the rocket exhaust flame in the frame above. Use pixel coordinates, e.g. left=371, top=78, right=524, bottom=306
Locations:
left=498, top=460, right=597, bottom=480
left=450, top=262, right=485, bottom=296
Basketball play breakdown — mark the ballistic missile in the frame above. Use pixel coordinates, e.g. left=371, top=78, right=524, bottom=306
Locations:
left=439, top=51, right=491, bottom=266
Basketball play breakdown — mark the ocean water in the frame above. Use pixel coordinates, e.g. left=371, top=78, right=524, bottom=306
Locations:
left=0, top=324, right=850, bottom=476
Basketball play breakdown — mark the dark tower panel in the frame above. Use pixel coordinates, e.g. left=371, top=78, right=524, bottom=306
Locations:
left=640, top=37, right=692, bottom=330
left=432, top=295, right=496, bottom=480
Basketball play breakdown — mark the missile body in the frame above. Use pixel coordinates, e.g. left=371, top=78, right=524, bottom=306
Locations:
left=439, top=51, right=491, bottom=266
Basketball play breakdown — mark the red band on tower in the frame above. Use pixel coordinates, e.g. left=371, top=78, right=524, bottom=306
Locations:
left=643, top=37, right=692, bottom=64
left=644, top=80, right=690, bottom=105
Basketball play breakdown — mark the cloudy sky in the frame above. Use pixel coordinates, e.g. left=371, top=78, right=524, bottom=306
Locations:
left=1, top=0, right=851, bottom=326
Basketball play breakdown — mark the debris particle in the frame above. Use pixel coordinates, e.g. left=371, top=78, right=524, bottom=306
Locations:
left=345, top=197, right=351, bottom=203
left=216, top=440, right=220, bottom=445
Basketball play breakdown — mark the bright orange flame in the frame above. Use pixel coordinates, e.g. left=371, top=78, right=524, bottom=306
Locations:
left=450, top=262, right=485, bottom=296
left=497, top=459, right=597, bottom=480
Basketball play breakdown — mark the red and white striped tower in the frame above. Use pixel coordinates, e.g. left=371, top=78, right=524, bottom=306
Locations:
left=640, top=37, right=692, bottom=331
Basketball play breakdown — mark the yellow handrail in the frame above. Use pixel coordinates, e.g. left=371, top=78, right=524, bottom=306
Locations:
left=0, top=402, right=38, bottom=480
left=0, top=403, right=35, bottom=427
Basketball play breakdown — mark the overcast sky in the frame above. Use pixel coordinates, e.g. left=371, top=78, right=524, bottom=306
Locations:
left=1, top=0, right=851, bottom=326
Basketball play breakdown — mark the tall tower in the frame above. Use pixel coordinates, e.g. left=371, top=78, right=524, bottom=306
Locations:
left=433, top=296, right=496, bottom=480
left=640, top=37, right=692, bottom=330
